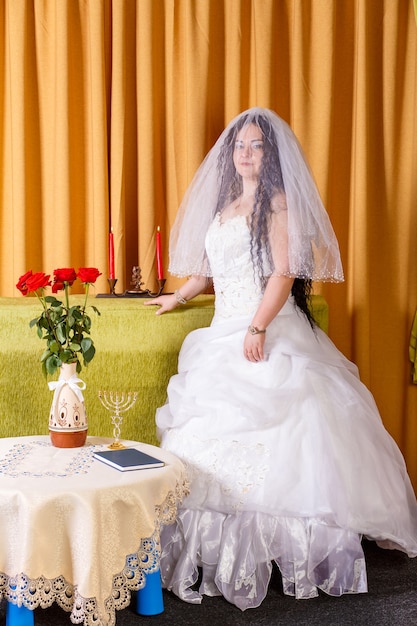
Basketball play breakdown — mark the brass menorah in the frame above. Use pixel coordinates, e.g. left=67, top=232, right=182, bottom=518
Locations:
left=98, top=390, right=138, bottom=449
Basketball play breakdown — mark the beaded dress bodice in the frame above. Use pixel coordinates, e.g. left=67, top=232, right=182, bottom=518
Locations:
left=205, top=214, right=270, bottom=320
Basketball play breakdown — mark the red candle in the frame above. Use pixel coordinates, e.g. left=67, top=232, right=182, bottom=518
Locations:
left=156, top=226, right=164, bottom=280
left=109, top=229, right=115, bottom=279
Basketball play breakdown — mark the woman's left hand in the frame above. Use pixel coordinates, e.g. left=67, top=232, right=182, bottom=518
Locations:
left=244, top=332, right=266, bottom=362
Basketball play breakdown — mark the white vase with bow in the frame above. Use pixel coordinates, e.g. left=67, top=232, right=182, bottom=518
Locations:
left=48, top=362, right=88, bottom=447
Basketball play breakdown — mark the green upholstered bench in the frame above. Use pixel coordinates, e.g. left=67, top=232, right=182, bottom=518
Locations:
left=0, top=294, right=328, bottom=445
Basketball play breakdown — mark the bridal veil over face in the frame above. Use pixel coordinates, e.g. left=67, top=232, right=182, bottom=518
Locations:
left=168, top=107, right=344, bottom=283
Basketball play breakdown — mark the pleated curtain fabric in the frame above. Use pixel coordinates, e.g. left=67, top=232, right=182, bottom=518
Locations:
left=0, top=0, right=416, bottom=487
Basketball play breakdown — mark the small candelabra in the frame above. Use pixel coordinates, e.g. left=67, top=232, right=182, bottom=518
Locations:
left=99, top=267, right=166, bottom=298
left=98, top=390, right=138, bottom=449
left=125, top=266, right=166, bottom=297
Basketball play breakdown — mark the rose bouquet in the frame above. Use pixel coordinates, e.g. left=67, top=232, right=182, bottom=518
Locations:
left=16, top=267, right=102, bottom=376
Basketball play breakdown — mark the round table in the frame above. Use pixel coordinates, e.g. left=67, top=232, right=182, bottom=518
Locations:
left=0, top=436, right=188, bottom=625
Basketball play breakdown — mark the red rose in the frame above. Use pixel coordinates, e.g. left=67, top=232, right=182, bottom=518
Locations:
left=53, top=268, right=77, bottom=286
left=16, top=270, right=33, bottom=295
left=25, top=272, right=51, bottom=293
left=77, top=267, right=102, bottom=284
left=52, top=281, right=65, bottom=293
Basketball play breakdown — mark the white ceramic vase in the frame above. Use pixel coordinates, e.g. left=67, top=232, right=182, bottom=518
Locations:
left=48, top=362, right=88, bottom=447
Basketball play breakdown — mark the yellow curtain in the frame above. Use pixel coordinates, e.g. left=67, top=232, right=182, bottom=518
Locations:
left=0, top=0, right=416, bottom=487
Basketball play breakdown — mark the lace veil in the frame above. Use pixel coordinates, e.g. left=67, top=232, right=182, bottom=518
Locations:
left=169, top=107, right=344, bottom=283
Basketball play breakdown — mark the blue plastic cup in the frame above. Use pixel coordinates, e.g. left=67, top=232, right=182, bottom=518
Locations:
left=136, top=569, right=164, bottom=615
left=6, top=601, right=34, bottom=626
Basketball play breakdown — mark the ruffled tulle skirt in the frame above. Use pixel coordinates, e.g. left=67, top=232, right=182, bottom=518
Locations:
left=156, top=299, right=417, bottom=609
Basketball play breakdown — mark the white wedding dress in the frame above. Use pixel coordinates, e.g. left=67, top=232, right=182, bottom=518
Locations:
left=156, top=213, right=417, bottom=610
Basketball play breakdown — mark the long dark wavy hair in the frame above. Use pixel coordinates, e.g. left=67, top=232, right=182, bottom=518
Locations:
left=215, top=112, right=315, bottom=327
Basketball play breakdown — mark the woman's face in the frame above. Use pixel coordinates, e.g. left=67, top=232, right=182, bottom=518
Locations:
left=233, top=123, right=264, bottom=181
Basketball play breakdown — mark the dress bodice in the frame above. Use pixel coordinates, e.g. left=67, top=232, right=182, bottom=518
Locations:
left=205, top=214, right=269, bottom=319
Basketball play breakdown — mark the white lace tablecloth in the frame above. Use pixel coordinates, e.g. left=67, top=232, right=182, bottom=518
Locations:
left=0, top=436, right=188, bottom=625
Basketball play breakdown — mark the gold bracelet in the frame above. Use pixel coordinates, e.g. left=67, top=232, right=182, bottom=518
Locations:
left=248, top=325, right=266, bottom=335
left=175, top=290, right=187, bottom=305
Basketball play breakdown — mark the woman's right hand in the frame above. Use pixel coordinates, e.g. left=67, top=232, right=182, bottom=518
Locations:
left=143, top=293, right=178, bottom=315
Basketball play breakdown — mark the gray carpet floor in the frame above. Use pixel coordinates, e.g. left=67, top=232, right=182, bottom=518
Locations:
left=1, top=540, right=416, bottom=625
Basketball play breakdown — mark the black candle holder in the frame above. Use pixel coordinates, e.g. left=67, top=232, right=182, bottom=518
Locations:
left=96, top=268, right=167, bottom=298
left=108, top=278, right=118, bottom=295
left=124, top=278, right=166, bottom=298
left=96, top=278, right=119, bottom=298
left=122, top=265, right=166, bottom=298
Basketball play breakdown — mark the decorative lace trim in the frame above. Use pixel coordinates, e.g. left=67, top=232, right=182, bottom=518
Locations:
left=0, top=476, right=190, bottom=626
left=0, top=440, right=96, bottom=478
left=155, top=475, right=190, bottom=529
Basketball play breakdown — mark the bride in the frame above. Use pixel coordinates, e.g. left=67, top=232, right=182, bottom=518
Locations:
left=145, top=108, right=417, bottom=610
